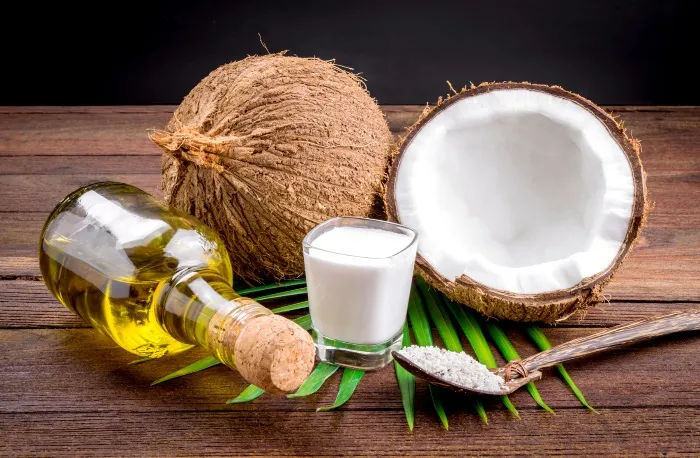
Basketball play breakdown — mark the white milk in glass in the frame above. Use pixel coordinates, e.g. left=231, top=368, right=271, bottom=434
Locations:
left=303, top=217, right=418, bottom=370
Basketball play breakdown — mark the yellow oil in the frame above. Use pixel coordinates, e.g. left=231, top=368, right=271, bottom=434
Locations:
left=39, top=183, right=234, bottom=357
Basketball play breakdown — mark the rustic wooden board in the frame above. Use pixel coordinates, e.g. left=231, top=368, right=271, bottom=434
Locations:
left=1, top=327, right=699, bottom=414
left=5, top=169, right=699, bottom=214
left=0, top=256, right=38, bottom=278
left=2, top=107, right=700, bottom=302
left=2, top=409, right=699, bottom=456
left=2, top=408, right=698, bottom=456
left=1, top=106, right=699, bottom=456
left=5, top=205, right=700, bottom=300
left=0, top=110, right=171, bottom=155
left=2, top=105, right=700, bottom=160
left=1, top=279, right=698, bottom=329
left=0, top=155, right=162, bottom=175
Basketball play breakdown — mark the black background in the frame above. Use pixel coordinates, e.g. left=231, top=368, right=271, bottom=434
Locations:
left=3, top=0, right=698, bottom=105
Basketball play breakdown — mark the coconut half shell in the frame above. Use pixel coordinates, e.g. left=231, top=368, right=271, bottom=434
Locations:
left=386, top=82, right=648, bottom=322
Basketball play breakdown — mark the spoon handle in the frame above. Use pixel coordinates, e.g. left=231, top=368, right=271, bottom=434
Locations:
left=518, top=310, right=700, bottom=374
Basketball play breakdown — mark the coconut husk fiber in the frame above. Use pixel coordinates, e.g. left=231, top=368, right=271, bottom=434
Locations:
left=151, top=53, right=394, bottom=282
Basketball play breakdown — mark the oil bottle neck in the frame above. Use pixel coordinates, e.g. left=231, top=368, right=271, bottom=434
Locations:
left=158, top=269, right=272, bottom=365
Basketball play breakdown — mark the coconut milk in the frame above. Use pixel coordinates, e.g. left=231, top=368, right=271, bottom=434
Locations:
left=303, top=218, right=418, bottom=369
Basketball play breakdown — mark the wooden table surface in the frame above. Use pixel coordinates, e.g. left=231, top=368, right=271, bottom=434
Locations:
left=1, top=106, right=699, bottom=456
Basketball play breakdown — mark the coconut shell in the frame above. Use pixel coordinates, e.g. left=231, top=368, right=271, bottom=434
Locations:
left=385, top=82, right=649, bottom=323
left=151, top=54, right=393, bottom=282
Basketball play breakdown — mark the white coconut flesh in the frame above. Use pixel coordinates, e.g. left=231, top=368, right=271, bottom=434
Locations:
left=394, top=89, right=635, bottom=295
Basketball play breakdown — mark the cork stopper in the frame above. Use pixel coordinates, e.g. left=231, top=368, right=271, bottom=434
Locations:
left=232, top=315, right=316, bottom=394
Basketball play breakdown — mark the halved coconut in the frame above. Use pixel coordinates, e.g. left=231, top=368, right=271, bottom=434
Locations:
left=386, top=83, right=648, bottom=322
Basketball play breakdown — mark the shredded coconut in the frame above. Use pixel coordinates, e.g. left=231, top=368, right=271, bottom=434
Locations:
left=398, top=345, right=506, bottom=392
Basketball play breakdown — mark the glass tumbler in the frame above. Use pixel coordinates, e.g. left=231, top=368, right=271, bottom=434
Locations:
left=303, top=217, right=418, bottom=370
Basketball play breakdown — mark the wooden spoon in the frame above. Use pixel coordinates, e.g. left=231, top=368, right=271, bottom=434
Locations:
left=392, top=310, right=700, bottom=396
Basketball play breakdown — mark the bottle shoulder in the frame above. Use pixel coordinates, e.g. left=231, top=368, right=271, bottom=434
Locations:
left=40, top=182, right=233, bottom=286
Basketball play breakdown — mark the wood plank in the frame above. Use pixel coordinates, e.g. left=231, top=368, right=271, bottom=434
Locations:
left=0, top=106, right=175, bottom=114
left=0, top=174, right=163, bottom=212
left=2, top=279, right=697, bottom=329
left=0, top=148, right=698, bottom=182
left=1, top=328, right=698, bottom=414
left=2, top=108, right=699, bottom=457
left=0, top=280, right=85, bottom=328
left=4, top=207, right=699, bottom=301
left=1, top=408, right=698, bottom=456
left=10, top=168, right=698, bottom=214
left=2, top=107, right=699, bottom=175
left=0, top=214, right=44, bottom=254
left=1, top=107, right=698, bottom=298
left=2, top=105, right=697, bottom=114
left=0, top=155, right=161, bottom=175
left=564, top=300, right=700, bottom=326
left=2, top=106, right=700, bottom=156
left=4, top=254, right=697, bottom=303
left=0, top=256, right=38, bottom=278
left=0, top=111, right=169, bottom=155
left=0, top=256, right=38, bottom=277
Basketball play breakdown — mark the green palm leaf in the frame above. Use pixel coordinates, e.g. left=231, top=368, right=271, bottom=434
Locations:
left=486, top=322, right=554, bottom=414
left=394, top=321, right=416, bottom=430
left=445, top=300, right=520, bottom=419
left=407, top=286, right=449, bottom=429
left=255, top=287, right=308, bottom=302
left=407, top=287, right=433, bottom=346
left=429, top=385, right=450, bottom=430
left=288, top=363, right=340, bottom=398
left=150, top=355, right=220, bottom=386
left=271, top=301, right=309, bottom=314
left=416, top=279, right=463, bottom=351
left=293, top=314, right=313, bottom=331
left=128, top=356, right=155, bottom=365
left=236, top=279, right=307, bottom=296
left=415, top=279, right=488, bottom=424
left=227, top=384, right=265, bottom=404
left=317, top=368, right=365, bottom=411
left=526, top=326, right=598, bottom=414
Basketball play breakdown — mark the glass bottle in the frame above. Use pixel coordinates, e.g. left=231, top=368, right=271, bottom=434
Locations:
left=39, top=182, right=314, bottom=393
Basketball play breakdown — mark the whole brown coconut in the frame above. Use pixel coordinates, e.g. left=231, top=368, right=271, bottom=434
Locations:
left=386, top=82, right=649, bottom=323
left=151, top=54, right=393, bottom=282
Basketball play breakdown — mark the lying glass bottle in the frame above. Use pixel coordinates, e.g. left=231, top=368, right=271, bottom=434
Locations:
left=39, top=182, right=314, bottom=393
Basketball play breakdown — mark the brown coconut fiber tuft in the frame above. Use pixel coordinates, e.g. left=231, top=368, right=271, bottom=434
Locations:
left=151, top=53, right=394, bottom=282
left=385, top=82, right=649, bottom=323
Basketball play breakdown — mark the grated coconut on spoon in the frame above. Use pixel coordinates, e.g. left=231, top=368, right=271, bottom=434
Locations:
left=398, top=345, right=506, bottom=392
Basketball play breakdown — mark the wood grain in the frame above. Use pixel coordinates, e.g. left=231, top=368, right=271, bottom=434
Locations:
left=0, top=111, right=169, bottom=155
left=0, top=155, right=161, bottom=175
left=1, top=328, right=698, bottom=413
left=2, top=408, right=698, bottom=456
left=0, top=175, right=163, bottom=212
left=4, top=168, right=698, bottom=214
left=1, top=107, right=699, bottom=303
left=2, top=105, right=700, bottom=157
left=0, top=280, right=85, bottom=327
left=0, top=257, right=38, bottom=277
left=4, top=204, right=699, bottom=300
left=2, top=279, right=698, bottom=329
left=1, top=106, right=699, bottom=456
